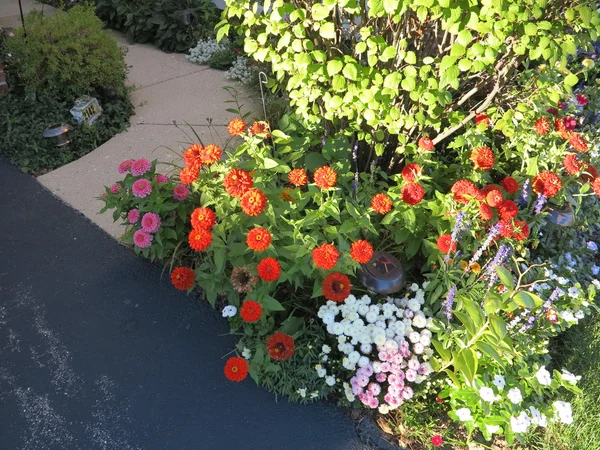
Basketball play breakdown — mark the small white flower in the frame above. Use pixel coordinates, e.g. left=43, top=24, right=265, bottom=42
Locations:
left=408, top=331, right=421, bottom=343
left=479, top=386, right=495, bottom=403
left=309, top=391, right=319, bottom=399
left=560, top=310, right=577, bottom=323
left=222, top=305, right=237, bottom=318
left=315, top=364, right=327, bottom=378
left=456, top=408, right=473, bottom=422
left=536, top=366, right=552, bottom=386
left=413, top=343, right=424, bottom=354
left=529, top=406, right=548, bottom=428
left=510, top=412, right=531, bottom=434
left=373, top=334, right=386, bottom=346
left=360, top=343, right=372, bottom=354
left=321, top=354, right=328, bottom=362
left=575, top=310, right=585, bottom=320
left=407, top=299, right=421, bottom=312
left=325, top=376, right=336, bottom=386
left=419, top=335, right=431, bottom=347
left=358, top=356, right=370, bottom=367
left=297, top=388, right=307, bottom=398
left=412, top=314, right=427, bottom=329
left=553, top=401, right=573, bottom=424
left=321, top=344, right=331, bottom=354
left=486, top=425, right=500, bottom=434
left=492, top=374, right=506, bottom=390
left=560, top=369, right=581, bottom=384
left=507, top=387, right=523, bottom=404
left=378, top=404, right=390, bottom=414
left=242, top=347, right=252, bottom=359
left=568, top=286, right=581, bottom=298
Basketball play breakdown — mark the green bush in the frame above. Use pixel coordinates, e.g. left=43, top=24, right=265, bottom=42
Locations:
left=95, top=0, right=220, bottom=53
left=4, top=4, right=127, bottom=99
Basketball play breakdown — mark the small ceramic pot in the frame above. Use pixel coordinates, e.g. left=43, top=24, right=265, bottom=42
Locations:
left=357, top=251, right=406, bottom=295
left=546, top=203, right=575, bottom=227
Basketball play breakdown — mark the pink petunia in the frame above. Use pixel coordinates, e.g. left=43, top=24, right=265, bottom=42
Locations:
left=118, top=160, right=134, bottom=174
left=172, top=184, right=189, bottom=201
left=131, top=158, right=151, bottom=176
left=127, top=209, right=140, bottom=223
left=133, top=230, right=153, bottom=248
left=110, top=183, right=121, bottom=194
left=132, top=179, right=152, bottom=198
left=141, top=212, right=161, bottom=233
left=156, top=174, right=169, bottom=184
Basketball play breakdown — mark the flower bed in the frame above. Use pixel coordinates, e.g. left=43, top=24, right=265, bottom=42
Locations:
left=101, top=1, right=600, bottom=448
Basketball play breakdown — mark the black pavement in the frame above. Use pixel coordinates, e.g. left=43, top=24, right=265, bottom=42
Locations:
left=0, top=160, right=366, bottom=450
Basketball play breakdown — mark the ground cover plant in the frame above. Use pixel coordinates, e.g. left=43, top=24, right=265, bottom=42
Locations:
left=101, top=1, right=600, bottom=448
left=0, top=5, right=133, bottom=174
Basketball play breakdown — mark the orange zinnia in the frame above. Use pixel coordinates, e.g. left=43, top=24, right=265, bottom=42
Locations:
left=314, top=166, right=337, bottom=189
left=312, top=243, right=340, bottom=270
left=227, top=118, right=246, bottom=136
left=246, top=227, right=272, bottom=251
left=224, top=168, right=253, bottom=198
left=199, top=144, right=222, bottom=165
left=240, top=188, right=268, bottom=216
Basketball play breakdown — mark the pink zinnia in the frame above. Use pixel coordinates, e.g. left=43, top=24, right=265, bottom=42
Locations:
left=156, top=174, right=169, bottom=184
left=133, top=230, right=153, bottom=248
left=131, top=158, right=151, bottom=176
left=141, top=212, right=161, bottom=233
left=132, top=179, right=152, bottom=198
left=118, top=160, right=133, bottom=174
left=172, top=184, right=189, bottom=201
left=576, top=94, right=588, bottom=106
left=127, top=209, right=140, bottom=223
left=110, top=183, right=121, bottom=194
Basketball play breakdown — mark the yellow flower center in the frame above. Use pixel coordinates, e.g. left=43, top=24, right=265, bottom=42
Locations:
left=256, top=235, right=262, bottom=241
left=339, top=284, right=344, bottom=289
left=198, top=214, right=204, bottom=220
left=232, top=175, right=238, bottom=180
left=195, top=235, right=201, bottom=240
left=176, top=274, right=181, bottom=279
left=231, top=366, right=238, bottom=372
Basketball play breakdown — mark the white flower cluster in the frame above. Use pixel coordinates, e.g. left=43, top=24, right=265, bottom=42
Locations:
left=225, top=56, right=256, bottom=85
left=187, top=38, right=230, bottom=64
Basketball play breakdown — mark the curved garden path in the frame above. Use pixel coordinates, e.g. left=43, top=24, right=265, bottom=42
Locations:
left=38, top=32, right=258, bottom=239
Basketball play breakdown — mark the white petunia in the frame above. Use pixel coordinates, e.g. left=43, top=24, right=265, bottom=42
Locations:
left=553, top=401, right=573, bottom=424
left=221, top=305, right=237, bottom=318
left=455, top=408, right=473, bottom=422
left=492, top=374, right=506, bottom=390
left=507, top=387, right=523, bottom=404
left=529, top=406, right=548, bottom=428
left=560, top=369, right=581, bottom=384
left=510, top=411, right=531, bottom=434
left=536, top=366, right=552, bottom=386
left=486, top=425, right=501, bottom=434
left=560, top=310, right=577, bottom=322
left=479, top=387, right=495, bottom=403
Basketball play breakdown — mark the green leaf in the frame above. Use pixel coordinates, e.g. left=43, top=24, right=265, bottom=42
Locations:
left=475, top=341, right=504, bottom=366
left=524, top=23, right=537, bottom=36
left=431, top=339, right=452, bottom=362
left=311, top=3, right=330, bottom=20
left=405, top=51, right=417, bottom=65
left=513, top=291, right=536, bottom=309
left=319, top=22, right=336, bottom=39
left=380, top=46, right=397, bottom=62
left=455, top=348, right=478, bottom=383
left=343, top=63, right=358, bottom=80
left=383, top=0, right=396, bottom=14
left=450, top=43, right=465, bottom=57
left=401, top=76, right=416, bottom=91
left=304, top=152, right=327, bottom=171
left=262, top=296, right=285, bottom=312
left=327, top=59, right=344, bottom=76
left=564, top=73, right=579, bottom=87
left=489, top=316, right=507, bottom=341
left=495, top=266, right=515, bottom=290
left=332, top=74, right=346, bottom=91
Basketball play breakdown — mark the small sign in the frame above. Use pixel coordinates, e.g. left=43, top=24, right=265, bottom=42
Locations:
left=70, top=97, right=102, bottom=125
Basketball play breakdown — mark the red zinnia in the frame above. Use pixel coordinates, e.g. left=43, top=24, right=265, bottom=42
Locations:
left=171, top=267, right=195, bottom=291
left=266, top=332, right=295, bottom=360
left=350, top=240, right=374, bottom=264
left=199, top=144, right=222, bottom=165
left=418, top=137, right=434, bottom=151
left=257, top=257, right=281, bottom=282
left=431, top=435, right=444, bottom=447
left=401, top=163, right=423, bottom=182
left=188, top=228, right=212, bottom=251
left=512, top=220, right=530, bottom=241
left=183, top=144, right=202, bottom=170
left=475, top=113, right=490, bottom=126
left=288, top=168, right=308, bottom=187
left=500, top=176, right=519, bottom=194
left=191, top=207, right=216, bottom=230
left=555, top=118, right=570, bottom=139
left=249, top=121, right=270, bottom=137
left=322, top=272, right=352, bottom=302
left=564, top=154, right=583, bottom=175
left=498, top=219, right=514, bottom=238
left=436, top=234, right=456, bottom=254
left=240, top=300, right=263, bottom=323
left=532, top=171, right=562, bottom=198
left=535, top=117, right=551, bottom=135
left=227, top=118, right=246, bottom=136
left=246, top=227, right=272, bottom=251
left=401, top=182, right=425, bottom=205
left=569, top=132, right=588, bottom=153
left=314, top=166, right=337, bottom=189
left=469, top=146, right=495, bottom=171
left=312, top=243, right=340, bottom=270
left=498, top=200, right=518, bottom=220
left=224, top=357, right=249, bottom=382
left=240, top=188, right=268, bottom=216
left=592, top=178, right=600, bottom=198
left=179, top=167, right=199, bottom=185
left=451, top=180, right=483, bottom=204
left=483, top=186, right=503, bottom=207
left=224, top=169, right=253, bottom=198
left=576, top=94, right=588, bottom=106
left=371, top=193, right=393, bottom=214
left=480, top=202, right=493, bottom=220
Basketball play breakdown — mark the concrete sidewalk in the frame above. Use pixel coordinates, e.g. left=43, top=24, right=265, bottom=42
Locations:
left=0, top=0, right=55, bottom=28
left=0, top=160, right=366, bottom=450
left=38, top=31, right=259, bottom=239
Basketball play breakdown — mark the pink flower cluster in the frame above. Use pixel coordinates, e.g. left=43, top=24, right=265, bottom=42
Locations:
left=133, top=229, right=153, bottom=248
left=351, top=341, right=430, bottom=412
left=132, top=179, right=152, bottom=198
left=141, top=212, right=161, bottom=233
left=131, top=158, right=151, bottom=176
left=173, top=184, right=189, bottom=201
